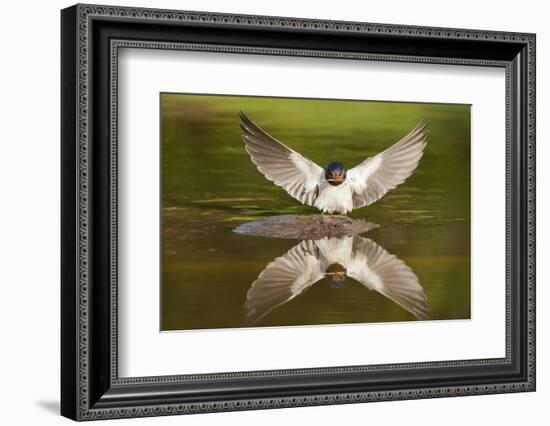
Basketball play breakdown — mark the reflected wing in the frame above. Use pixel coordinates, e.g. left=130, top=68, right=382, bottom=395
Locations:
left=240, top=112, right=324, bottom=206
left=244, top=240, right=324, bottom=324
left=347, top=237, right=429, bottom=320
left=347, top=123, right=428, bottom=208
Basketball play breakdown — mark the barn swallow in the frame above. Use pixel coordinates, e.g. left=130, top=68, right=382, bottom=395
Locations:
left=244, top=236, right=429, bottom=324
left=240, top=112, right=428, bottom=215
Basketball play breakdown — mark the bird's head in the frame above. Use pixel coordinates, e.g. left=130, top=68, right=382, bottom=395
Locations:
left=325, top=263, right=347, bottom=288
left=325, top=161, right=347, bottom=186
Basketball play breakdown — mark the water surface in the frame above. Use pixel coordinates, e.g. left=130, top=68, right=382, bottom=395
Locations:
left=161, top=94, right=471, bottom=331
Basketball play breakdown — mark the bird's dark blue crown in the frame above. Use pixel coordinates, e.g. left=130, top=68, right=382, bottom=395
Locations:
left=326, top=161, right=346, bottom=173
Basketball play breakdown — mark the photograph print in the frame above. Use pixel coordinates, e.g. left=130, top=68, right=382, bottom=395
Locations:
left=161, top=94, right=471, bottom=331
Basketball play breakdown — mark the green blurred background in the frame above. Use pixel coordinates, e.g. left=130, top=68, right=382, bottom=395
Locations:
left=161, top=93, right=471, bottom=331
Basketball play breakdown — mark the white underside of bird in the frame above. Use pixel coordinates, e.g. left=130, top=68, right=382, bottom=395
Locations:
left=241, top=113, right=428, bottom=215
left=313, top=173, right=370, bottom=214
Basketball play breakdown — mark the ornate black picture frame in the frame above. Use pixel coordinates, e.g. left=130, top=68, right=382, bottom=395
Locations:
left=61, top=3, right=536, bottom=421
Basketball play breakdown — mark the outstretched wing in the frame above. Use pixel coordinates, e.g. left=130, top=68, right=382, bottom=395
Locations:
left=240, top=112, right=324, bottom=206
left=347, top=123, right=428, bottom=208
left=244, top=240, right=324, bottom=324
left=347, top=237, right=429, bottom=320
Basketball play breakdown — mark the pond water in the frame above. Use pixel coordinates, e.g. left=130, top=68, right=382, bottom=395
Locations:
left=161, top=94, right=471, bottom=331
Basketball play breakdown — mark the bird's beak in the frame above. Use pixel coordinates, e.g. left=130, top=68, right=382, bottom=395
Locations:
left=327, top=170, right=346, bottom=184
left=325, top=263, right=347, bottom=285
left=330, top=272, right=346, bottom=283
left=326, top=271, right=346, bottom=288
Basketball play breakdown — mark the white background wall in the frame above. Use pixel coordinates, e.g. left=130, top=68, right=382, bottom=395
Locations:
left=0, top=0, right=546, bottom=424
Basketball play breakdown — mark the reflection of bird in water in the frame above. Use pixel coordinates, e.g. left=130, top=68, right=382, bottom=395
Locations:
left=240, top=112, right=428, bottom=215
left=244, top=236, right=429, bottom=324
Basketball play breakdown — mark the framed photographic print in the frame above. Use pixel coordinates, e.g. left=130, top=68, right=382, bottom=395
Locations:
left=61, top=4, right=536, bottom=421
